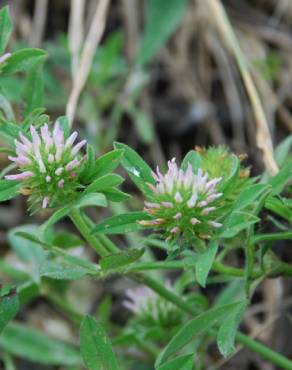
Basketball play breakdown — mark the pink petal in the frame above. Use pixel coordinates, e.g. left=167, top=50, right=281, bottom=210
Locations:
left=19, top=132, right=32, bottom=148
left=190, top=217, right=201, bottom=225
left=5, top=171, right=33, bottom=180
left=48, top=154, right=55, bottom=163
left=58, top=179, right=65, bottom=188
left=161, top=201, right=173, bottom=208
left=174, top=192, right=183, bottom=203
left=65, top=131, right=78, bottom=149
left=8, top=155, right=31, bottom=166
left=0, top=52, right=11, bottom=64
left=170, top=226, right=180, bottom=234
left=145, top=202, right=160, bottom=209
left=71, top=139, right=87, bottom=156
left=37, top=156, right=46, bottom=173
left=15, top=140, right=30, bottom=155
left=42, top=196, right=49, bottom=209
left=65, top=159, right=79, bottom=171
left=30, top=125, right=41, bottom=150
left=202, top=207, right=215, bottom=215
left=41, top=124, right=53, bottom=150
left=208, top=221, right=222, bottom=228
left=187, top=194, right=198, bottom=208
left=55, top=167, right=64, bottom=176
left=53, top=121, right=64, bottom=146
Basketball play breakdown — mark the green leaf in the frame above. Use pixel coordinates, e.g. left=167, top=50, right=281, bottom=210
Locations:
left=40, top=247, right=99, bottom=281
left=268, top=161, right=292, bottom=195
left=220, top=212, right=259, bottom=239
left=274, top=135, right=292, bottom=166
left=1, top=48, right=47, bottom=74
left=221, top=155, right=240, bottom=193
left=8, top=225, right=47, bottom=281
left=88, top=149, right=124, bottom=181
left=57, top=116, right=69, bottom=138
left=0, top=6, right=12, bottom=54
left=127, top=106, right=154, bottom=144
left=157, top=354, right=193, bottom=370
left=84, top=174, right=124, bottom=195
left=23, top=59, right=45, bottom=115
left=40, top=257, right=94, bottom=280
left=18, top=281, right=39, bottom=306
left=0, top=93, right=14, bottom=120
left=137, top=0, right=188, bottom=66
left=181, top=150, right=202, bottom=172
left=52, top=247, right=100, bottom=274
left=265, top=196, right=292, bottom=221
left=53, top=232, right=84, bottom=248
left=215, top=280, right=245, bottom=306
left=114, top=142, right=155, bottom=195
left=22, top=107, right=46, bottom=131
left=80, top=315, right=119, bottom=370
left=217, top=300, right=247, bottom=357
left=92, top=211, right=151, bottom=234
left=252, top=231, right=292, bottom=243
left=0, top=322, right=82, bottom=366
left=0, top=180, right=21, bottom=202
left=0, top=119, right=21, bottom=144
left=0, top=291, right=19, bottom=334
left=14, top=231, right=49, bottom=249
left=76, top=193, right=108, bottom=209
left=195, top=240, right=218, bottom=288
left=80, top=144, right=96, bottom=181
left=102, top=187, right=131, bottom=202
left=155, top=302, right=242, bottom=367
left=41, top=205, right=72, bottom=231
left=232, top=184, right=270, bottom=212
left=100, top=248, right=144, bottom=270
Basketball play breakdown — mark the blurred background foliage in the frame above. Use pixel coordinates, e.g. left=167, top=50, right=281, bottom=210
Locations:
left=0, top=0, right=292, bottom=369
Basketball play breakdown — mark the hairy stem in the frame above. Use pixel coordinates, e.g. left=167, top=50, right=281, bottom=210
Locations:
left=69, top=208, right=109, bottom=257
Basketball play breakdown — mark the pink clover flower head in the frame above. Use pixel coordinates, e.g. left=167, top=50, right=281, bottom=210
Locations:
left=123, top=282, right=182, bottom=327
left=5, top=121, right=86, bottom=211
left=139, top=158, right=223, bottom=240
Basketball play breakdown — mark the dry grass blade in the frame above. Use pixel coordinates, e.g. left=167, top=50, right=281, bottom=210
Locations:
left=68, top=0, right=85, bottom=78
left=29, top=0, right=48, bottom=47
left=66, top=0, right=111, bottom=127
left=205, top=0, right=279, bottom=175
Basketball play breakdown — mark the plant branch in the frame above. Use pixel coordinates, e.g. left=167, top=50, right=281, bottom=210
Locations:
left=70, top=211, right=292, bottom=369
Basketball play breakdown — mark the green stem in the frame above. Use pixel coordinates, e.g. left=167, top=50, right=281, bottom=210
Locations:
left=70, top=211, right=292, bottom=369
left=236, top=332, right=292, bottom=370
left=213, top=261, right=261, bottom=278
left=82, top=213, right=119, bottom=254
left=129, top=261, right=187, bottom=271
left=253, top=232, right=292, bottom=243
left=245, top=238, right=255, bottom=296
left=98, top=234, right=119, bottom=254
left=129, top=260, right=263, bottom=279
left=69, top=208, right=109, bottom=257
